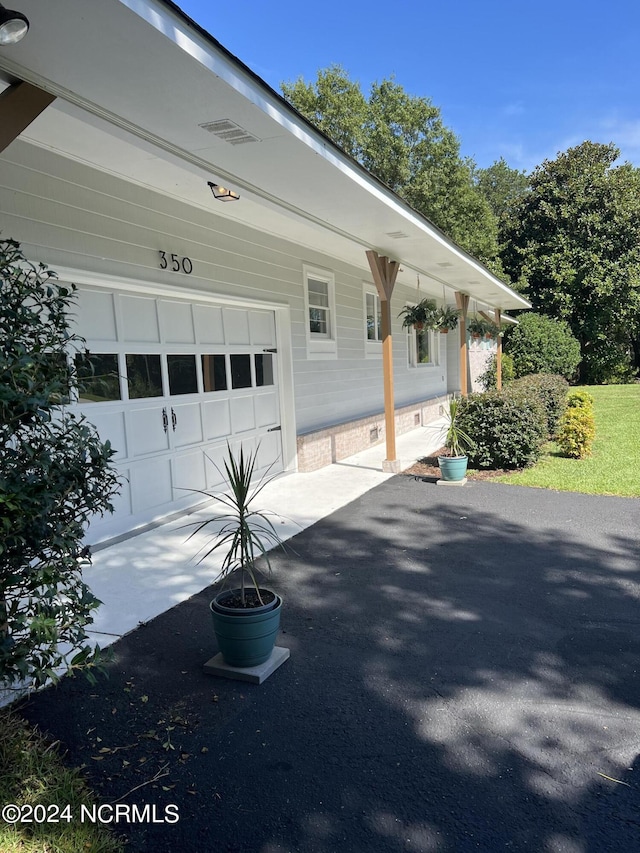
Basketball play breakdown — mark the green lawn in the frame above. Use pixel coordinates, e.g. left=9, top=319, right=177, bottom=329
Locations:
left=483, top=384, right=640, bottom=497
left=0, top=710, right=123, bottom=853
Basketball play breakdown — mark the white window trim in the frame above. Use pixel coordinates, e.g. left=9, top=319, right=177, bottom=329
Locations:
left=363, top=282, right=383, bottom=357
left=407, top=326, right=439, bottom=368
left=303, top=264, right=337, bottom=359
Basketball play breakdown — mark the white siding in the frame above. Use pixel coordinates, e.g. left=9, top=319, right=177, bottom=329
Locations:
left=0, top=142, right=447, bottom=435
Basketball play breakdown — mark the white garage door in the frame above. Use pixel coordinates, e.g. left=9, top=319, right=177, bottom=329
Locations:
left=69, top=286, right=283, bottom=544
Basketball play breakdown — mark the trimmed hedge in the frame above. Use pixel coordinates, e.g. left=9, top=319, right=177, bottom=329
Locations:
left=558, top=390, right=596, bottom=458
left=509, top=373, right=569, bottom=437
left=457, top=388, right=547, bottom=469
left=503, top=312, right=581, bottom=381
left=557, top=406, right=596, bottom=458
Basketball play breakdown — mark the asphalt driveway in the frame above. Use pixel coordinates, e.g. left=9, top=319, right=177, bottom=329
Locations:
left=22, top=476, right=640, bottom=852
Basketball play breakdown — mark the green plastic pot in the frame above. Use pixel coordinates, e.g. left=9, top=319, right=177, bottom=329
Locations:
left=437, top=455, right=468, bottom=482
left=210, top=588, right=282, bottom=667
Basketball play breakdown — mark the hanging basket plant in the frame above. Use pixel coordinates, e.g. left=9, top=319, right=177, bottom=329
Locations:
left=484, top=319, right=507, bottom=340
left=435, top=305, right=461, bottom=333
left=467, top=316, right=488, bottom=339
left=398, top=298, right=438, bottom=331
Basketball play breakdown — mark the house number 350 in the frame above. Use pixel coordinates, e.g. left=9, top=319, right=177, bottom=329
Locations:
left=159, top=250, right=193, bottom=274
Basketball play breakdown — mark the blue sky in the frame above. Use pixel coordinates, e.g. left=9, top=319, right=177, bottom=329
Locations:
left=177, top=0, right=640, bottom=174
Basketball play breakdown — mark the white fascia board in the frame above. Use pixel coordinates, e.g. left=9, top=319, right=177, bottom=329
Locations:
left=118, top=0, right=530, bottom=311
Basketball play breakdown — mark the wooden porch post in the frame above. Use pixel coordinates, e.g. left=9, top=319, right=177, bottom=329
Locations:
left=366, top=250, right=400, bottom=472
left=455, top=292, right=470, bottom=396
left=0, top=81, right=55, bottom=154
left=494, top=309, right=502, bottom=390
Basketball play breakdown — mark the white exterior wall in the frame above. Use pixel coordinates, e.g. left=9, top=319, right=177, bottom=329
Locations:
left=0, top=142, right=447, bottom=436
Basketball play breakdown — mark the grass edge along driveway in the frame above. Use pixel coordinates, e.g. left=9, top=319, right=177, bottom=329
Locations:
left=483, top=384, right=640, bottom=497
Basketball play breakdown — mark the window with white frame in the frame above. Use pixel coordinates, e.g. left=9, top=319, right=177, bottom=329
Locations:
left=408, top=327, right=438, bottom=367
left=363, top=284, right=382, bottom=354
left=308, top=278, right=330, bottom=335
left=304, top=265, right=337, bottom=358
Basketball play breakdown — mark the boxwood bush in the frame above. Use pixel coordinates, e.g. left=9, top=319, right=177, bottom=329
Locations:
left=457, top=388, right=547, bottom=469
left=509, top=373, right=569, bottom=437
left=503, top=312, right=581, bottom=381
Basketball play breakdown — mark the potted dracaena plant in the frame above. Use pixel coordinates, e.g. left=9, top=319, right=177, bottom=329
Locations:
left=186, top=443, right=289, bottom=668
left=437, top=398, right=475, bottom=482
left=398, top=297, right=438, bottom=331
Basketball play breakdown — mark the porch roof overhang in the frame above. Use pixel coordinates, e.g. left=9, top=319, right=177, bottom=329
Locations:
left=0, top=0, right=530, bottom=312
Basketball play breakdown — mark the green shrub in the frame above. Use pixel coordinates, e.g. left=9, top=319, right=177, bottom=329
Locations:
left=478, top=353, right=515, bottom=390
left=509, top=373, right=569, bottom=436
left=1, top=238, right=120, bottom=689
left=456, top=388, right=547, bottom=469
left=566, top=389, right=595, bottom=409
left=581, top=339, right=638, bottom=385
left=557, top=406, right=596, bottom=458
left=503, top=313, right=581, bottom=381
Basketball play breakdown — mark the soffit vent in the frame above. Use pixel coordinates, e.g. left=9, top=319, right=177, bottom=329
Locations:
left=199, top=119, right=261, bottom=145
left=437, top=261, right=454, bottom=268
left=386, top=230, right=409, bottom=239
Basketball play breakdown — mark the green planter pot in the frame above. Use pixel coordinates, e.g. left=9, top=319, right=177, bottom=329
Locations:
left=437, top=455, right=468, bottom=482
left=210, top=588, right=282, bottom=667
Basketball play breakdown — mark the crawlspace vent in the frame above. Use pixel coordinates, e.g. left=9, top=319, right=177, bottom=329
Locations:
left=199, top=119, right=261, bottom=145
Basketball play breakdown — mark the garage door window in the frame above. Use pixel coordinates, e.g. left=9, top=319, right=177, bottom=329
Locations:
left=167, top=354, right=197, bottom=396
left=126, top=354, right=163, bottom=399
left=231, top=354, right=252, bottom=389
left=75, top=353, right=121, bottom=403
left=202, top=354, right=227, bottom=392
left=255, top=353, right=274, bottom=386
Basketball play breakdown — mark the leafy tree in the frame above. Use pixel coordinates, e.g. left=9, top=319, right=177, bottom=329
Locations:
left=500, top=142, right=640, bottom=383
left=282, top=66, right=367, bottom=160
left=475, top=157, right=529, bottom=222
left=503, top=312, right=581, bottom=381
left=282, top=66, right=501, bottom=268
left=1, top=238, right=120, bottom=690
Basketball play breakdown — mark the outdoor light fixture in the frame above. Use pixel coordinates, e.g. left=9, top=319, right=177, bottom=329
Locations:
left=0, top=4, right=29, bottom=45
left=208, top=181, right=240, bottom=202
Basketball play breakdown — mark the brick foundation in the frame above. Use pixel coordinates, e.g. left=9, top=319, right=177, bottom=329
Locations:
left=296, top=396, right=448, bottom=472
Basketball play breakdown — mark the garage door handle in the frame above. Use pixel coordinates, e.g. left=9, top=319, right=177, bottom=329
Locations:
left=267, top=425, right=281, bottom=432
left=171, top=408, right=177, bottom=431
left=162, top=407, right=168, bottom=433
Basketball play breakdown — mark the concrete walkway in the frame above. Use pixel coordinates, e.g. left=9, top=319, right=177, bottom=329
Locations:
left=85, top=421, right=447, bottom=642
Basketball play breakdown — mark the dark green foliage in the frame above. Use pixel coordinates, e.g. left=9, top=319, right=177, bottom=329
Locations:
left=1, top=238, right=120, bottom=689
left=456, top=389, right=547, bottom=469
left=503, top=313, right=581, bottom=381
left=478, top=353, right=515, bottom=390
left=509, top=373, right=569, bottom=437
left=500, top=142, right=640, bottom=383
left=582, top=342, right=638, bottom=385
left=282, top=66, right=501, bottom=268
left=474, top=157, right=529, bottom=222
